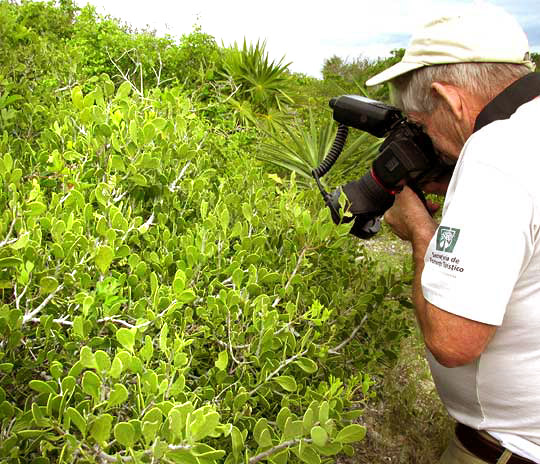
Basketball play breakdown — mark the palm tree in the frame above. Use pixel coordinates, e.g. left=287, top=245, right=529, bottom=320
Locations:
left=218, top=40, right=296, bottom=119
left=257, top=111, right=382, bottom=188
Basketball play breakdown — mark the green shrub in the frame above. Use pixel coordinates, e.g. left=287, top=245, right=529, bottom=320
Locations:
left=0, top=78, right=412, bottom=462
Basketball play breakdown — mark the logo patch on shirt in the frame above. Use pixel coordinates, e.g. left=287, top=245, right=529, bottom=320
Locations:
left=436, top=226, right=460, bottom=253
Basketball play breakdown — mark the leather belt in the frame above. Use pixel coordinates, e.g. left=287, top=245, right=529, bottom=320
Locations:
left=456, top=423, right=536, bottom=464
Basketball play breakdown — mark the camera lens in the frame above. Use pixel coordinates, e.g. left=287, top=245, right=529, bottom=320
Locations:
left=342, top=171, right=394, bottom=216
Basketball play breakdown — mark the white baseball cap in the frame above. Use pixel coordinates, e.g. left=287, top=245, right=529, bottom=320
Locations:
left=366, top=2, right=535, bottom=86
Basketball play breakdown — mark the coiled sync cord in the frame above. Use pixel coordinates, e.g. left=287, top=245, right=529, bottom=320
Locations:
left=312, top=124, right=349, bottom=179
left=311, top=124, right=349, bottom=223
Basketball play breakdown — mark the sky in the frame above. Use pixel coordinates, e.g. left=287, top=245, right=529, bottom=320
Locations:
left=73, top=0, right=540, bottom=78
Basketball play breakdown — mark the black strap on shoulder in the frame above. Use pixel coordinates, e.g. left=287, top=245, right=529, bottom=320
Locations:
left=474, top=72, right=540, bottom=133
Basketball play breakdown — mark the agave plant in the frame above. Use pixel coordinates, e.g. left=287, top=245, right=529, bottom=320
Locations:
left=257, top=110, right=382, bottom=188
left=218, top=39, right=296, bottom=117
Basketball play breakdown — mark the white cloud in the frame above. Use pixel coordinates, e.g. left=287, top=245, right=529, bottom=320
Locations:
left=74, top=0, right=540, bottom=78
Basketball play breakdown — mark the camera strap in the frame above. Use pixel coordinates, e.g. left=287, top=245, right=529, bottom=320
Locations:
left=474, top=72, right=540, bottom=133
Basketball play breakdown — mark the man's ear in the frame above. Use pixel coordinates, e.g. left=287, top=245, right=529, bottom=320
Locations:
left=431, top=82, right=464, bottom=120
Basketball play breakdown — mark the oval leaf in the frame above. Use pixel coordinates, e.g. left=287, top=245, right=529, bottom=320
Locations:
left=114, top=422, right=136, bottom=448
left=116, top=328, right=135, bottom=352
left=295, top=357, right=318, bottom=374
left=334, top=424, right=367, bottom=444
left=95, top=246, right=114, bottom=274
left=90, top=414, right=113, bottom=445
left=29, top=380, right=56, bottom=395
left=310, top=425, right=328, bottom=447
left=274, top=375, right=297, bottom=392
left=108, top=383, right=129, bottom=407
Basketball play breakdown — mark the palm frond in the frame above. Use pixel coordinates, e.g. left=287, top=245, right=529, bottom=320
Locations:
left=256, top=110, right=383, bottom=188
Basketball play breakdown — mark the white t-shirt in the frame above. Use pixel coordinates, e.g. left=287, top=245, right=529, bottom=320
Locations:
left=421, top=97, right=540, bottom=462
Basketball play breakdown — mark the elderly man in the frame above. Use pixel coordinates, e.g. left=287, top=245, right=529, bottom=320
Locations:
left=365, top=4, right=540, bottom=464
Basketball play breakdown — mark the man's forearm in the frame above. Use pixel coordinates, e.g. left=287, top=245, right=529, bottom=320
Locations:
left=410, top=226, right=437, bottom=339
left=408, top=224, right=497, bottom=367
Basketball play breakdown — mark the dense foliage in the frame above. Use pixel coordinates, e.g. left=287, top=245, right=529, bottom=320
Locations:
left=0, top=1, right=418, bottom=463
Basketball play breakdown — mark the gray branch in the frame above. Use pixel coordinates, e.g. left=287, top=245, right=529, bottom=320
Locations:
left=22, top=284, right=64, bottom=324
left=249, top=438, right=312, bottom=464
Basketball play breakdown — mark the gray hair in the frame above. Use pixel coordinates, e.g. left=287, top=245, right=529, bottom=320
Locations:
left=390, top=62, right=531, bottom=113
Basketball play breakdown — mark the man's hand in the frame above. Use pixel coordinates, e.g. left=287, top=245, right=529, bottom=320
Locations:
left=384, top=186, right=437, bottom=243
left=422, top=171, right=452, bottom=196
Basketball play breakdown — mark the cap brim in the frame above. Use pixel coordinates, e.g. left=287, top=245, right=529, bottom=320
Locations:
left=365, top=61, right=425, bottom=86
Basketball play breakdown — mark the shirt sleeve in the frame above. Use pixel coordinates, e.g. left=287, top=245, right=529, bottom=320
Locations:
left=421, top=158, right=534, bottom=326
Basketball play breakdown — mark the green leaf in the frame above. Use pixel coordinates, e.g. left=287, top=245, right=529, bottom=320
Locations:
left=192, top=448, right=226, bottom=459
left=94, top=350, right=111, bottom=373
left=177, top=289, right=196, bottom=304
left=114, top=422, right=136, bottom=448
left=319, top=401, right=329, bottom=424
left=116, top=328, right=135, bottom=352
left=116, top=81, right=132, bottom=99
left=334, top=424, right=367, bottom=444
left=96, top=123, right=112, bottom=138
left=95, top=246, right=114, bottom=274
left=3, top=153, right=12, bottom=172
left=26, top=201, right=47, bottom=217
left=141, top=370, right=158, bottom=394
left=11, top=232, right=29, bottom=250
left=68, top=360, right=84, bottom=378
left=303, top=407, right=314, bottom=431
left=152, top=117, right=168, bottom=131
left=73, top=316, right=85, bottom=337
left=254, top=418, right=270, bottom=446
left=140, top=335, right=154, bottom=362
left=274, top=375, right=297, bottom=392
left=143, top=407, right=163, bottom=424
left=29, top=380, right=56, bottom=395
left=242, top=203, right=252, bottom=221
left=0, top=257, right=22, bottom=269
left=82, top=371, right=101, bottom=401
left=0, top=401, right=14, bottom=419
left=310, top=426, right=328, bottom=447
left=32, top=403, right=46, bottom=425
left=108, top=383, right=129, bottom=407
left=277, top=407, right=291, bottom=432
left=295, top=357, right=318, bottom=374
left=109, top=356, right=124, bottom=378
left=0, top=363, right=13, bottom=373
left=282, top=418, right=303, bottom=441
left=215, top=350, right=228, bottom=371
left=166, top=450, right=199, bottom=464
left=143, top=122, right=155, bottom=144
left=90, top=413, right=113, bottom=445
left=220, top=207, right=230, bottom=231
left=39, top=276, right=59, bottom=294
left=231, top=426, right=244, bottom=458
left=129, top=173, right=147, bottom=186
left=168, top=408, right=183, bottom=442
left=80, top=346, right=97, bottom=369
left=297, top=443, right=321, bottom=464
left=142, top=419, right=161, bottom=444
left=172, top=270, right=186, bottom=295
left=83, top=90, right=95, bottom=108
left=159, top=323, right=169, bottom=353
left=61, top=376, right=77, bottom=396
left=66, top=407, right=87, bottom=435
left=168, top=403, right=193, bottom=442
left=233, top=391, right=249, bottom=411
left=72, top=86, right=84, bottom=110
left=190, top=410, right=220, bottom=442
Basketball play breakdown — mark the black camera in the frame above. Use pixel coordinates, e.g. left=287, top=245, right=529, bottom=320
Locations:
left=312, top=95, right=454, bottom=239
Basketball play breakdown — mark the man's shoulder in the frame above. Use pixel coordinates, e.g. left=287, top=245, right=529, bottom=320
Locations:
left=465, top=98, right=540, bottom=166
